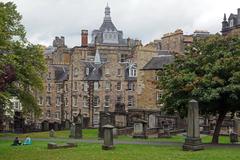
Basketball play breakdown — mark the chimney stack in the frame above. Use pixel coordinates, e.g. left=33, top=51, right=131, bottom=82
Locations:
left=81, top=30, right=88, bottom=47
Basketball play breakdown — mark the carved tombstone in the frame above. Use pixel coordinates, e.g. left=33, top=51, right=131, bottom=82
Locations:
left=132, top=119, right=148, bottom=139
left=69, top=114, right=83, bottom=139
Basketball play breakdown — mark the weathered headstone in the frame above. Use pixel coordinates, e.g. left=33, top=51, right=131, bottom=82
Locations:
left=233, top=118, right=240, bottom=135
left=113, top=128, right=118, bottom=138
left=132, top=119, right=148, bottom=139
left=149, top=114, right=157, bottom=129
left=183, top=100, right=204, bottom=151
left=102, top=124, right=115, bottom=150
left=69, top=123, right=76, bottom=138
left=65, top=120, right=70, bottom=130
left=49, top=129, right=55, bottom=138
left=230, top=132, right=238, bottom=144
left=69, top=114, right=83, bottom=139
left=98, top=112, right=114, bottom=139
left=42, top=121, right=49, bottom=131
left=53, top=122, right=59, bottom=131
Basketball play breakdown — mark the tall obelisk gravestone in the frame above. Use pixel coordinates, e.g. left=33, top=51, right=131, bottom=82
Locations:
left=183, top=99, right=204, bottom=151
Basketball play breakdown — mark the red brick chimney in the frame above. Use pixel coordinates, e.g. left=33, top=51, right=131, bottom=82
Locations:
left=81, top=30, right=88, bottom=47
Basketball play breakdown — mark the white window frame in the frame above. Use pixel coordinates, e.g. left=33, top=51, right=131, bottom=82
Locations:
left=86, top=67, right=89, bottom=76
left=129, top=67, right=137, bottom=77
left=94, top=82, right=99, bottom=91
left=105, top=81, right=111, bottom=90
left=105, top=95, right=110, bottom=107
left=83, top=82, right=89, bottom=92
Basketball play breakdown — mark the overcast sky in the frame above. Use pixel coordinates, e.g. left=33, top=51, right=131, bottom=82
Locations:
left=3, top=0, right=240, bottom=47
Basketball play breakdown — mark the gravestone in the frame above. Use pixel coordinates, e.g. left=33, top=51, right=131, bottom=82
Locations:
left=132, top=119, right=148, bottom=139
left=42, top=121, right=49, bottom=131
left=69, top=114, right=83, bottom=139
left=53, top=122, right=59, bottom=131
left=102, top=124, right=115, bottom=150
left=49, top=129, right=55, bottom=138
left=183, top=100, right=204, bottom=151
left=113, top=128, right=118, bottom=138
left=64, top=120, right=70, bottom=130
left=69, top=123, right=76, bottom=138
left=98, top=112, right=114, bottom=139
left=230, top=132, right=238, bottom=144
left=233, top=118, right=240, bottom=135
left=149, top=114, right=157, bottom=129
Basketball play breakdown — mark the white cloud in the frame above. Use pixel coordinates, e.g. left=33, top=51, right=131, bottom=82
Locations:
left=3, top=0, right=240, bottom=47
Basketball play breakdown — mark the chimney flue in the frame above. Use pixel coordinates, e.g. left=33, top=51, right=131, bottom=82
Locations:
left=81, top=30, right=88, bottom=47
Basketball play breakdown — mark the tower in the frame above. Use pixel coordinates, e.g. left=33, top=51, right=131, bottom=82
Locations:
left=222, top=13, right=229, bottom=33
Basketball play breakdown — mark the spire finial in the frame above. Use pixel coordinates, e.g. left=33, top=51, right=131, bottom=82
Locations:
left=224, top=13, right=226, bottom=21
left=104, top=3, right=111, bottom=21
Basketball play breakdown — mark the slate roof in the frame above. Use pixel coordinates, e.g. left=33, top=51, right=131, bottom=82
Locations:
left=100, top=21, right=117, bottom=31
left=142, top=55, right=174, bottom=70
left=84, top=62, right=103, bottom=81
left=53, top=66, right=69, bottom=81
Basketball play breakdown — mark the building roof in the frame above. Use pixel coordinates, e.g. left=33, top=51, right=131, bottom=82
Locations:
left=84, top=62, right=103, bottom=81
left=142, top=55, right=174, bottom=70
left=53, top=66, right=69, bottom=81
left=100, top=21, right=117, bottom=31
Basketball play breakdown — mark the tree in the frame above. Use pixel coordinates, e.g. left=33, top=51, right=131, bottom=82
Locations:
left=0, top=2, right=46, bottom=131
left=158, top=34, right=240, bottom=144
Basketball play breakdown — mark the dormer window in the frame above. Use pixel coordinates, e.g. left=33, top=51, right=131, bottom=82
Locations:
left=230, top=19, right=234, bottom=27
left=86, top=67, right=89, bottom=76
left=129, top=64, right=137, bottom=77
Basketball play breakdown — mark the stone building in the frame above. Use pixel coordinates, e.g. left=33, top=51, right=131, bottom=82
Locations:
left=35, top=5, right=149, bottom=128
left=222, top=8, right=240, bottom=36
left=36, top=5, right=209, bottom=129
left=137, top=50, right=174, bottom=110
left=160, top=29, right=209, bottom=54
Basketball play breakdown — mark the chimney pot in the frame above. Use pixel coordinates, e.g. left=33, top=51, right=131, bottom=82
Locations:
left=81, top=30, right=88, bottom=47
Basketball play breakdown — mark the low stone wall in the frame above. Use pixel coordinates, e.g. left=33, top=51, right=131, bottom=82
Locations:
left=117, top=127, right=133, bottom=135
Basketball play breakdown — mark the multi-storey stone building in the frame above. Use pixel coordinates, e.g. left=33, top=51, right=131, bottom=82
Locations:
left=36, top=5, right=162, bottom=128
left=222, top=8, right=240, bottom=36
left=35, top=5, right=212, bottom=129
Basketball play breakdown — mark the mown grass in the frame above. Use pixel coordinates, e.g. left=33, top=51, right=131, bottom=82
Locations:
left=0, top=140, right=240, bottom=160
left=0, top=129, right=233, bottom=144
left=0, top=129, right=97, bottom=139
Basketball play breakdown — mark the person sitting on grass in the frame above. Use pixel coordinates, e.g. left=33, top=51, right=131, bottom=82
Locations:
left=12, top=137, right=21, bottom=146
left=23, top=136, right=32, bottom=145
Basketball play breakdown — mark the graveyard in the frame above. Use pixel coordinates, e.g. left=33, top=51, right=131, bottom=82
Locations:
left=1, top=1, right=240, bottom=160
left=1, top=130, right=240, bottom=160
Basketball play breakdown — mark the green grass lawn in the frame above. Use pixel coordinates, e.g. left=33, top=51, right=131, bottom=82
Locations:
left=0, top=129, right=97, bottom=139
left=0, top=140, right=240, bottom=160
left=0, top=129, right=233, bottom=144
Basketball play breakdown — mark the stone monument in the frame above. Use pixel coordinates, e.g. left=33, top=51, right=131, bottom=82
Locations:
left=69, top=114, right=83, bottom=139
left=132, top=119, right=148, bottom=139
left=102, top=124, right=115, bottom=150
left=183, top=99, right=204, bottom=151
left=49, top=129, right=55, bottom=138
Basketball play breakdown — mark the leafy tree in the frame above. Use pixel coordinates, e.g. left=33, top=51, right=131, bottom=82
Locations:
left=158, top=34, right=240, bottom=144
left=0, top=2, right=46, bottom=130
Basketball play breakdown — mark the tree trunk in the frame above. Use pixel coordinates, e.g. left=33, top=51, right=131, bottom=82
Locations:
left=211, top=110, right=227, bottom=144
left=0, top=104, right=3, bottom=132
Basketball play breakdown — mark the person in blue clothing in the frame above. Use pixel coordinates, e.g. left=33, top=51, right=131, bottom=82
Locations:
left=23, top=136, right=32, bottom=145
